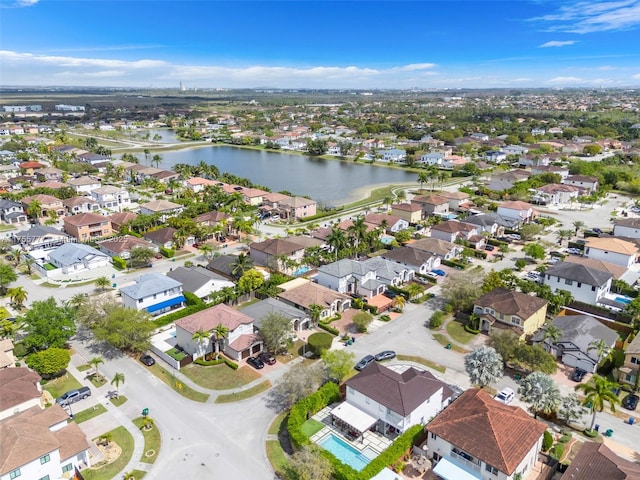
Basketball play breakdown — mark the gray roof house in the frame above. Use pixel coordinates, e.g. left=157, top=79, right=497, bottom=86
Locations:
left=0, top=199, right=26, bottom=224
left=206, top=254, right=242, bottom=280
left=120, top=273, right=185, bottom=316
left=381, top=246, right=440, bottom=275
left=543, top=262, right=613, bottom=306
left=166, top=266, right=234, bottom=301
left=532, top=315, right=618, bottom=373
left=241, top=297, right=311, bottom=332
left=12, top=225, right=72, bottom=250
left=47, top=243, right=110, bottom=274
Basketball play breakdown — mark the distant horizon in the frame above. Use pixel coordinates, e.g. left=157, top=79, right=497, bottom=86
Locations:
left=1, top=1, right=640, bottom=89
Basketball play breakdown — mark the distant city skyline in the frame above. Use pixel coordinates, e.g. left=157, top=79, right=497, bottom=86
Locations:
left=1, top=0, right=639, bottom=89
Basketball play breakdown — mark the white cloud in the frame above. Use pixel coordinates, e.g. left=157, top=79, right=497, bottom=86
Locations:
left=1, top=0, right=39, bottom=7
left=533, top=0, right=640, bottom=34
left=633, top=73, right=640, bottom=79
left=538, top=40, right=577, bottom=48
left=546, top=76, right=583, bottom=84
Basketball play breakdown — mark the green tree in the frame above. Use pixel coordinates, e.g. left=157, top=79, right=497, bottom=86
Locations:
left=20, top=297, right=77, bottom=353
left=258, top=312, right=293, bottom=354
left=88, top=356, right=104, bottom=378
left=0, top=263, right=18, bottom=294
left=572, top=220, right=585, bottom=236
left=26, top=199, right=43, bottom=224
left=441, top=270, right=485, bottom=313
left=575, top=375, right=620, bottom=431
left=519, top=223, right=543, bottom=241
left=213, top=323, right=230, bottom=354
left=392, top=295, right=406, bottom=312
left=464, top=346, right=503, bottom=388
left=111, top=372, right=125, bottom=398
left=95, top=276, right=111, bottom=291
left=542, top=324, right=562, bottom=346
left=231, top=253, right=254, bottom=276
left=555, top=229, right=573, bottom=245
left=417, top=171, right=429, bottom=192
left=151, top=154, right=162, bottom=168
left=352, top=311, right=373, bottom=333
left=0, top=319, right=18, bottom=339
left=129, top=247, right=155, bottom=268
left=270, top=362, right=327, bottom=411
left=588, top=338, right=611, bottom=366
left=308, top=303, right=324, bottom=326
left=523, top=243, right=546, bottom=260
left=406, top=282, right=425, bottom=300
left=237, top=269, right=264, bottom=297
left=321, top=349, right=356, bottom=382
left=191, top=330, right=210, bottom=357
left=288, top=445, right=332, bottom=480
left=26, top=348, right=71, bottom=377
left=558, top=394, right=587, bottom=425
left=8, top=286, right=28, bottom=309
left=518, top=372, right=561, bottom=418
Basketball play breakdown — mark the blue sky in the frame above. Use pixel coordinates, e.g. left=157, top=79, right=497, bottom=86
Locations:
left=1, top=0, right=639, bottom=88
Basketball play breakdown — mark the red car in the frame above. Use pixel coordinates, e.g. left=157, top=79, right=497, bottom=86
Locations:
left=258, top=352, right=276, bottom=365
left=155, top=254, right=163, bottom=259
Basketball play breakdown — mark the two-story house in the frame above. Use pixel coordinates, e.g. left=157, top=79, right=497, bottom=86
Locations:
left=0, top=200, right=27, bottom=224
left=174, top=304, right=262, bottom=360
left=363, top=212, right=409, bottom=233
left=584, top=237, right=638, bottom=269
left=461, top=213, right=503, bottom=236
left=335, top=363, right=452, bottom=440
left=408, top=238, right=462, bottom=261
left=21, top=194, right=65, bottom=219
left=166, top=266, right=235, bottom=302
left=563, top=175, right=598, bottom=192
left=277, top=279, right=351, bottom=321
left=138, top=199, right=184, bottom=222
left=0, top=368, right=42, bottom=420
left=34, top=167, right=64, bottom=182
left=249, top=238, right=308, bottom=274
left=613, top=217, right=640, bottom=239
left=620, top=334, right=640, bottom=388
left=241, top=297, right=311, bottom=333
left=496, top=200, right=535, bottom=226
left=381, top=246, right=441, bottom=275
left=278, top=196, right=318, bottom=220
left=120, top=272, right=185, bottom=316
left=62, top=196, right=100, bottom=215
left=90, top=185, right=131, bottom=211
left=46, top=243, right=110, bottom=274
left=427, top=389, right=546, bottom=480
left=63, top=212, right=113, bottom=241
left=473, top=288, right=548, bottom=339
left=66, top=176, right=101, bottom=195
left=534, top=183, right=581, bottom=205
left=391, top=203, right=423, bottom=224
left=543, top=262, right=612, bottom=305
left=430, top=220, right=485, bottom=249
left=411, top=194, right=449, bottom=218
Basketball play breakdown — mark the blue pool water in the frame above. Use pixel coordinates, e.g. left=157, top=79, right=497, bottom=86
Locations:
left=615, top=296, right=632, bottom=304
left=318, top=434, right=373, bottom=471
left=293, top=266, right=310, bottom=277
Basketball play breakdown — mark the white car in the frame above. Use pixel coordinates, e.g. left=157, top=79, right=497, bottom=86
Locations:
left=494, top=387, right=515, bottom=404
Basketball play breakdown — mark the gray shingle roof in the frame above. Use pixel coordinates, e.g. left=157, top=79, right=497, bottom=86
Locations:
left=544, top=262, right=612, bottom=286
left=47, top=243, right=108, bottom=267
left=13, top=225, right=70, bottom=241
left=166, top=266, right=228, bottom=293
left=241, top=297, right=308, bottom=329
left=120, top=273, right=182, bottom=299
left=381, top=246, right=435, bottom=267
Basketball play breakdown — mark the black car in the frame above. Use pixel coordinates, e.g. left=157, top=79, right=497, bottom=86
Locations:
left=140, top=354, right=156, bottom=366
left=484, top=244, right=495, bottom=251
left=258, top=351, right=276, bottom=365
left=593, top=228, right=604, bottom=234
left=623, top=394, right=639, bottom=411
left=382, top=290, right=397, bottom=299
left=247, top=356, right=265, bottom=369
left=570, top=368, right=587, bottom=382
left=374, top=350, right=396, bottom=361
left=354, top=355, right=375, bottom=371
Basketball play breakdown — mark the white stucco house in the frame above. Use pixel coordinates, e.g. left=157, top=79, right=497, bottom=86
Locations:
left=90, top=185, right=131, bottom=211
left=166, top=266, right=235, bottom=302
left=381, top=246, right=441, bottom=275
left=496, top=200, right=535, bottom=225
left=46, top=243, right=110, bottom=274
left=119, top=272, right=185, bottom=316
left=542, top=262, right=613, bottom=305
left=584, top=237, right=638, bottom=269
left=613, top=218, right=640, bottom=239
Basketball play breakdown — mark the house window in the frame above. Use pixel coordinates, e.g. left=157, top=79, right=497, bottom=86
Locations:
left=153, top=294, right=157, bottom=299
left=62, top=464, right=73, bottom=473
left=511, top=317, right=521, bottom=326
left=9, top=469, right=20, bottom=479
left=591, top=286, right=596, bottom=291
left=565, top=279, right=573, bottom=285
left=38, top=476, right=50, bottom=480
left=577, top=282, right=582, bottom=288
left=386, top=407, right=391, bottom=414
left=138, top=298, right=143, bottom=303
left=632, top=357, right=640, bottom=365
left=485, top=464, right=498, bottom=475
left=40, top=454, right=51, bottom=464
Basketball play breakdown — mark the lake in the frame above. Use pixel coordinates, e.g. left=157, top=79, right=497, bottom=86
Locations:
left=136, top=146, right=418, bottom=206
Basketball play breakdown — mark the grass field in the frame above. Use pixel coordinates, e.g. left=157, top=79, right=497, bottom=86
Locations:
left=181, top=363, right=261, bottom=390
left=268, top=412, right=288, bottom=435
left=83, top=426, right=134, bottom=480
left=445, top=320, right=477, bottom=345
left=396, top=354, right=447, bottom=373
left=43, top=373, right=83, bottom=399
left=111, top=395, right=128, bottom=407
left=148, top=364, right=209, bottom=402
left=132, top=417, right=161, bottom=464
left=300, top=419, right=325, bottom=439
left=432, top=333, right=470, bottom=354
left=215, top=380, right=271, bottom=403
left=266, top=440, right=289, bottom=478
left=70, top=404, right=107, bottom=424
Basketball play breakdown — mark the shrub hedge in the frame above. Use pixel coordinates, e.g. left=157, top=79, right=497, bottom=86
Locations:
left=288, top=382, right=341, bottom=449
left=183, top=291, right=203, bottom=306
left=152, top=303, right=209, bottom=328
left=542, top=431, right=553, bottom=452
left=307, top=332, right=334, bottom=355
left=112, top=256, right=127, bottom=270
left=318, top=322, right=340, bottom=336
left=441, top=259, right=467, bottom=270
left=159, top=246, right=175, bottom=258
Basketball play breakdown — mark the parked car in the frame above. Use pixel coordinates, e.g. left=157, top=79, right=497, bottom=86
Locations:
left=425, top=272, right=439, bottom=280
left=258, top=351, right=276, bottom=365
left=56, top=386, right=91, bottom=406
left=154, top=254, right=163, bottom=259
left=354, top=355, right=375, bottom=371
left=140, top=354, right=156, bottom=366
left=593, top=228, right=603, bottom=234
left=247, top=356, right=265, bottom=369
left=623, top=393, right=639, bottom=411
left=374, top=350, right=396, bottom=361
left=494, top=387, right=515, bottom=404
left=497, top=236, right=512, bottom=243
left=192, top=242, right=201, bottom=249
left=484, top=244, right=495, bottom=251
left=382, top=290, right=397, bottom=299
left=570, top=368, right=587, bottom=382
left=566, top=248, right=582, bottom=255
left=431, top=269, right=447, bottom=277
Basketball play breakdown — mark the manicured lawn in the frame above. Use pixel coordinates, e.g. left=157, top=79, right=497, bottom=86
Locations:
left=126, top=470, right=146, bottom=479
left=446, top=320, right=477, bottom=345
left=215, top=380, right=271, bottom=403
left=182, top=363, right=261, bottom=390
left=70, top=404, right=107, bottom=424
left=396, top=354, right=446, bottom=373
left=165, top=347, right=187, bottom=361
left=268, top=412, right=288, bottom=435
left=147, top=363, right=209, bottom=402
left=43, top=372, right=83, bottom=399
left=278, top=339, right=305, bottom=364
left=111, top=395, right=128, bottom=407
left=89, top=374, right=107, bottom=388
left=432, top=333, right=469, bottom=354
left=300, top=419, right=324, bottom=438
left=77, top=364, right=91, bottom=372
left=266, top=440, right=289, bottom=477
left=83, top=426, right=134, bottom=480
left=132, top=417, right=161, bottom=464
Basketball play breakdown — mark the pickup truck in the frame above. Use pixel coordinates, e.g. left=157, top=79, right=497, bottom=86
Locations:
left=56, top=386, right=91, bottom=406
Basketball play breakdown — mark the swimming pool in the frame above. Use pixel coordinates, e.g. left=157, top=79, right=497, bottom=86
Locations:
left=293, top=266, right=310, bottom=277
left=318, top=434, right=374, bottom=471
left=615, top=296, right=632, bottom=304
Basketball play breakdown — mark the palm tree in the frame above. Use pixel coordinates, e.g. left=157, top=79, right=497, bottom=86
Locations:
left=392, top=295, right=406, bottom=312
left=572, top=221, right=585, bottom=236
left=89, top=356, right=104, bottom=378
left=308, top=303, right=324, bottom=327
left=95, top=276, right=111, bottom=292
left=575, top=375, right=620, bottom=431
left=151, top=154, right=162, bottom=168
left=129, top=246, right=155, bottom=268
left=555, top=229, right=573, bottom=245
left=498, top=243, right=510, bottom=259
left=326, top=226, right=347, bottom=260
left=212, top=323, right=230, bottom=355
left=7, top=286, right=27, bottom=309
left=231, top=252, right=253, bottom=276
left=395, top=190, right=407, bottom=203
left=111, top=372, right=125, bottom=398
left=20, top=256, right=35, bottom=275
left=543, top=324, right=562, bottom=349
left=347, top=216, right=368, bottom=252
left=406, top=283, right=425, bottom=300
left=198, top=244, right=214, bottom=260
left=26, top=200, right=43, bottom=224
left=464, top=346, right=504, bottom=388
left=192, top=330, right=210, bottom=357
left=417, top=171, right=429, bottom=192
left=12, top=248, right=23, bottom=268
left=588, top=339, right=611, bottom=366
left=67, top=293, right=89, bottom=309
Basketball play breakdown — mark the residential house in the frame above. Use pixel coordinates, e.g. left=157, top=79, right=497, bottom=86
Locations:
left=62, top=196, right=100, bottom=214
left=485, top=170, right=532, bottom=192
left=381, top=246, right=441, bottom=275
left=426, top=388, right=546, bottom=480
left=47, top=243, right=110, bottom=274
left=518, top=153, right=549, bottom=168
left=186, top=177, right=219, bottom=194
left=98, top=235, right=158, bottom=260
left=496, top=200, right=535, bottom=226
left=0, top=404, right=92, bottom=480
left=120, top=272, right=185, bottom=316
left=534, top=183, right=581, bottom=205
left=379, top=148, right=407, bottom=163
left=563, top=256, right=638, bottom=285
left=34, top=180, right=67, bottom=191
left=109, top=211, right=137, bottom=231
left=143, top=227, right=178, bottom=249
left=439, top=191, right=472, bottom=212
left=620, top=334, right=640, bottom=387
left=18, top=161, right=44, bottom=175
left=429, top=220, right=484, bottom=248
left=562, top=442, right=640, bottom=480
left=0, top=340, right=16, bottom=369
left=195, top=210, right=230, bottom=229
left=613, top=217, right=640, bottom=239
left=277, top=279, right=351, bottom=321
left=501, top=145, right=529, bottom=156
left=411, top=194, right=450, bottom=218
left=0, top=200, right=26, bottom=224
left=11, top=225, right=72, bottom=250
left=531, top=165, right=570, bottom=179
left=66, top=176, right=101, bottom=195
left=391, top=203, right=423, bottom=224
left=63, top=212, right=113, bottom=241
left=461, top=213, right=502, bottom=236
left=441, top=155, right=469, bottom=170
left=90, top=185, right=131, bottom=211
left=532, top=315, right=618, bottom=373
left=0, top=368, right=42, bottom=421
left=166, top=266, right=235, bottom=302
left=241, top=297, right=311, bottom=332
left=563, top=175, right=598, bottom=192
left=139, top=199, right=184, bottom=222
left=483, top=150, right=507, bottom=163
left=543, top=262, right=613, bottom=305
left=419, top=152, right=446, bottom=166
left=174, top=304, right=262, bottom=360
left=408, top=238, right=462, bottom=261
left=336, top=363, right=452, bottom=439
left=21, top=194, right=65, bottom=218
left=206, top=254, right=242, bottom=281
left=249, top=238, right=307, bottom=274
left=584, top=237, right=638, bottom=268
left=473, top=288, right=548, bottom=339
left=34, top=167, right=63, bottom=182
left=278, top=196, right=317, bottom=220
left=363, top=212, right=409, bottom=233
